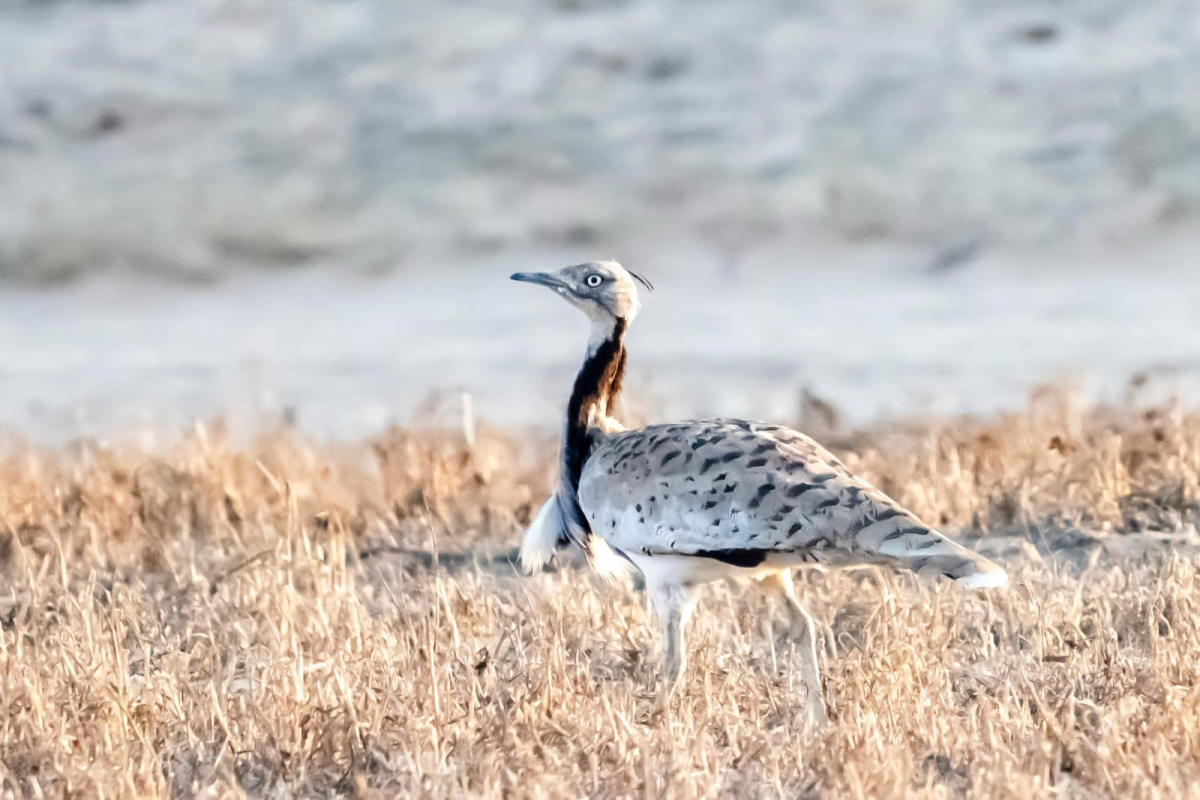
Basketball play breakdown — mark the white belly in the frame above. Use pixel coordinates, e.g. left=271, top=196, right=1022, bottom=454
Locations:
left=625, top=551, right=783, bottom=587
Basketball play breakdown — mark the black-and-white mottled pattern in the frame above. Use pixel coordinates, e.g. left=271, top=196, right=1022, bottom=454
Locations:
left=513, top=259, right=1006, bottom=720
left=578, top=418, right=998, bottom=584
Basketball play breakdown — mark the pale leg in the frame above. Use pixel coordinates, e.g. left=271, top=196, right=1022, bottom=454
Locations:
left=647, top=580, right=699, bottom=713
left=756, top=570, right=826, bottom=727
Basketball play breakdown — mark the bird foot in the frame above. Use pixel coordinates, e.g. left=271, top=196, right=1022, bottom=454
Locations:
left=652, top=684, right=677, bottom=718
left=802, top=697, right=828, bottom=731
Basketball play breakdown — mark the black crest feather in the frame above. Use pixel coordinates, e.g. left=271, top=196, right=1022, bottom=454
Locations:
left=626, top=268, right=654, bottom=293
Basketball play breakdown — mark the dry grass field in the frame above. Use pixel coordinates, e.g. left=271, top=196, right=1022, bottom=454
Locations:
left=2, top=386, right=1199, bottom=798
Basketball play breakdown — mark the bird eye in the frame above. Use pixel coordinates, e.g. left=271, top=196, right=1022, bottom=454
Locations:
left=585, top=274, right=603, bottom=288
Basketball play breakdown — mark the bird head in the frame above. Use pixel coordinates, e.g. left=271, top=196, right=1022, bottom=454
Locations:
left=511, top=261, right=653, bottom=325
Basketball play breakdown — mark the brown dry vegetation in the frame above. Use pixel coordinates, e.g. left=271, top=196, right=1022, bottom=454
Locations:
left=2, top=387, right=1199, bottom=798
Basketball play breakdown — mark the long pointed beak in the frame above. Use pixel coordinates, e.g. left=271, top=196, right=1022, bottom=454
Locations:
left=510, top=271, right=567, bottom=290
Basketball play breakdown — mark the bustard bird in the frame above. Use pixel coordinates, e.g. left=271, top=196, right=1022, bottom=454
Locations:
left=512, top=261, right=1007, bottom=722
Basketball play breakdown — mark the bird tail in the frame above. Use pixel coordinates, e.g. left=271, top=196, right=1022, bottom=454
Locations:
left=855, top=512, right=1008, bottom=589
left=519, top=495, right=568, bottom=574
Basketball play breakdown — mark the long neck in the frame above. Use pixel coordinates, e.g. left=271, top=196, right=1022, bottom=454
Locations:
left=558, top=317, right=627, bottom=526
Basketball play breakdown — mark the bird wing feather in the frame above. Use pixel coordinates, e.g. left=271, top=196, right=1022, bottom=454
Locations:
left=578, top=419, right=1005, bottom=584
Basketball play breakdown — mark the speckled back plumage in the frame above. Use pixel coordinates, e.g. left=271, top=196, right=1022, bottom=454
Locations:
left=513, top=260, right=1006, bottom=719
left=578, top=418, right=1004, bottom=585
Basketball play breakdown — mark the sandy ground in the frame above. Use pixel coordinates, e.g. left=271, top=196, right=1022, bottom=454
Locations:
left=3, top=0, right=1200, bottom=284
left=4, top=233, right=1197, bottom=444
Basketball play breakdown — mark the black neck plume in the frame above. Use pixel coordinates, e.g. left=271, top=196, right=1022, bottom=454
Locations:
left=558, top=318, right=627, bottom=534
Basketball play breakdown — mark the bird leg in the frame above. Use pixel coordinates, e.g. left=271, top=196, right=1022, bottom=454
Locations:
left=756, top=570, right=826, bottom=727
left=648, top=580, right=698, bottom=714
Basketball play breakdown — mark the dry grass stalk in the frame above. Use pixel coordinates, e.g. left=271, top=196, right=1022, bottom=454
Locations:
left=1, top=388, right=1198, bottom=797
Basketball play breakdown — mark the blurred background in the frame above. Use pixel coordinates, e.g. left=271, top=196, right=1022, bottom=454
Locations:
left=2, top=0, right=1198, bottom=443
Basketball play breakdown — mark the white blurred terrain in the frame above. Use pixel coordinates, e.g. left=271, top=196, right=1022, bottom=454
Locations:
left=3, top=239, right=1197, bottom=443
left=1, top=0, right=1198, bottom=440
